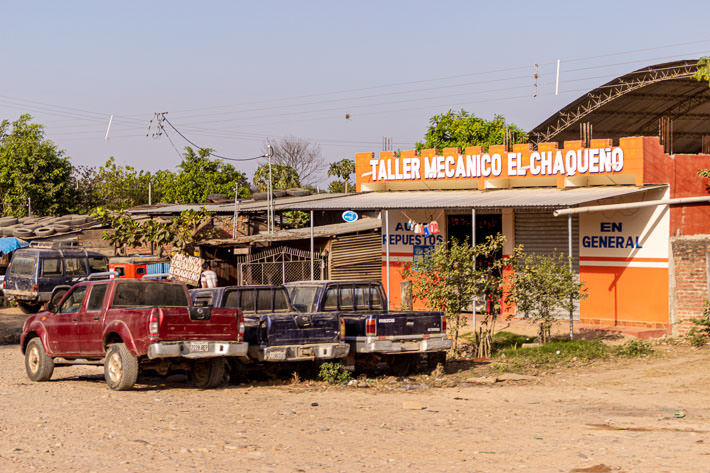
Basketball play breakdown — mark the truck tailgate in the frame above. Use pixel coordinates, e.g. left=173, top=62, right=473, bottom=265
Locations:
left=257, top=312, right=341, bottom=346
left=158, top=307, right=240, bottom=341
left=375, top=311, right=443, bottom=337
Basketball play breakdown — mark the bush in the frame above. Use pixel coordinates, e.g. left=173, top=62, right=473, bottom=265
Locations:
left=317, top=362, right=352, bottom=385
left=686, top=301, right=710, bottom=347
left=615, top=339, right=654, bottom=357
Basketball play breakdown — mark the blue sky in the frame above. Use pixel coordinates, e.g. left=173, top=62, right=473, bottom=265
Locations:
left=1, top=1, right=709, bottom=185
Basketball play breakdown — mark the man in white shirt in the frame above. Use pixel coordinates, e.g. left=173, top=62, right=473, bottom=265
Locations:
left=200, top=264, right=218, bottom=288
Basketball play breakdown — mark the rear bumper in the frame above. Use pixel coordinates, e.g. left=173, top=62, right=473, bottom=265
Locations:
left=251, top=342, right=350, bottom=362
left=351, top=336, right=452, bottom=354
left=147, top=340, right=248, bottom=360
left=4, top=290, right=49, bottom=303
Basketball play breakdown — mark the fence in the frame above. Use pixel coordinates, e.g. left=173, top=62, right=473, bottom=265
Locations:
left=237, top=259, right=325, bottom=285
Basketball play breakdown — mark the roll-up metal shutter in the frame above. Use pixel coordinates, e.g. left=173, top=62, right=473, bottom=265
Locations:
left=514, top=210, right=579, bottom=270
left=329, top=231, right=382, bottom=281
left=514, top=210, right=580, bottom=319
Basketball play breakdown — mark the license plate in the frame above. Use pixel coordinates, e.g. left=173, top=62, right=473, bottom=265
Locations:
left=300, top=347, right=314, bottom=357
left=190, top=342, right=209, bottom=352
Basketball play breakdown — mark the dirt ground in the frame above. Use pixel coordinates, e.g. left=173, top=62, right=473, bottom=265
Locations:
left=1, top=316, right=709, bottom=473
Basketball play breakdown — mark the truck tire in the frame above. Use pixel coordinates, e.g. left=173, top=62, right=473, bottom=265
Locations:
left=18, top=301, right=43, bottom=314
left=388, top=354, right=419, bottom=377
left=192, top=358, right=227, bottom=389
left=104, top=343, right=139, bottom=391
left=25, top=338, right=55, bottom=382
left=427, top=351, right=447, bottom=370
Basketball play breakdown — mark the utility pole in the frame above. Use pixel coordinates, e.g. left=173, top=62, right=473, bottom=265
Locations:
left=267, top=144, right=274, bottom=234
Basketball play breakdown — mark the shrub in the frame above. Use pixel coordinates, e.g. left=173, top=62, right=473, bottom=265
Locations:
left=615, top=339, right=654, bottom=357
left=317, top=362, right=352, bottom=385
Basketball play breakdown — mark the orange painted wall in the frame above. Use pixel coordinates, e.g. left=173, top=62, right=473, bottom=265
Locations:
left=579, top=265, right=669, bottom=328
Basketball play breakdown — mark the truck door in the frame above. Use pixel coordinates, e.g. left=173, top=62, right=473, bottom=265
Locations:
left=77, top=283, right=109, bottom=355
left=50, top=285, right=88, bottom=355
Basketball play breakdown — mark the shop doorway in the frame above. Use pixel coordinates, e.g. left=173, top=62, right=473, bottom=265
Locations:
left=447, top=213, right=502, bottom=267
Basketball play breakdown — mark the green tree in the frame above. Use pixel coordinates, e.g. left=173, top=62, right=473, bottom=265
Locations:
left=403, top=234, right=509, bottom=357
left=0, top=114, right=74, bottom=216
left=92, top=207, right=144, bottom=255
left=161, top=147, right=250, bottom=204
left=327, top=158, right=355, bottom=193
left=253, top=163, right=300, bottom=191
left=506, top=251, right=587, bottom=344
left=694, top=57, right=710, bottom=87
left=416, top=110, right=528, bottom=152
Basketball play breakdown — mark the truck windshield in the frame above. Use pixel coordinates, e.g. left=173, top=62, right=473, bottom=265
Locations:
left=288, top=287, right=318, bottom=313
left=112, top=281, right=189, bottom=308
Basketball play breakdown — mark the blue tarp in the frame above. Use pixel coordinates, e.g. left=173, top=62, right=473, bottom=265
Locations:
left=0, top=237, right=29, bottom=255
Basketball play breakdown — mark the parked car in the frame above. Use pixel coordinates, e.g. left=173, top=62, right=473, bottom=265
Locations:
left=284, top=280, right=451, bottom=375
left=189, top=285, right=349, bottom=373
left=21, top=278, right=247, bottom=390
left=3, top=242, right=111, bottom=313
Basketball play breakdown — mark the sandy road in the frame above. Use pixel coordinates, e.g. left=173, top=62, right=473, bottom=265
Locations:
left=1, top=343, right=709, bottom=473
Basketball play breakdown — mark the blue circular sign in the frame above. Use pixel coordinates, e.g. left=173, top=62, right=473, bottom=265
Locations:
left=342, top=210, right=359, bottom=222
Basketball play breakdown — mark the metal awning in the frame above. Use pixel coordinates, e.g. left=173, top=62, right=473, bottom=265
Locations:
left=201, top=217, right=381, bottom=247
left=278, top=186, right=667, bottom=211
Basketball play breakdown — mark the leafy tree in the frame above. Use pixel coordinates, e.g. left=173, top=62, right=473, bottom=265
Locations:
left=170, top=208, right=213, bottom=254
left=140, top=219, right=172, bottom=257
left=92, top=207, right=144, bottom=255
left=416, top=110, right=528, bottom=152
left=264, top=137, right=323, bottom=185
left=70, top=165, right=102, bottom=214
left=93, top=157, right=154, bottom=210
left=694, top=57, right=710, bottom=87
left=161, top=147, right=250, bottom=204
left=253, top=163, right=300, bottom=191
left=403, top=234, right=509, bottom=357
left=327, top=158, right=355, bottom=193
left=0, top=114, right=74, bottom=216
left=506, top=251, right=587, bottom=344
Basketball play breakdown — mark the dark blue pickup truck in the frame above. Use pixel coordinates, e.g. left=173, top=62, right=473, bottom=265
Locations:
left=284, top=280, right=451, bottom=375
left=189, top=285, right=349, bottom=367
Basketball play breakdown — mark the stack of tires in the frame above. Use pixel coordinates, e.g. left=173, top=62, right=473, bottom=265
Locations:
left=0, top=214, right=97, bottom=239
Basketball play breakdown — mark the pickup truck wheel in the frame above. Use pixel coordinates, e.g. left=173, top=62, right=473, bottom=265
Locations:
left=192, top=358, right=227, bottom=389
left=25, top=338, right=54, bottom=381
left=18, top=302, right=43, bottom=314
left=427, top=352, right=447, bottom=370
left=388, top=354, right=418, bottom=377
left=104, top=343, right=139, bottom=391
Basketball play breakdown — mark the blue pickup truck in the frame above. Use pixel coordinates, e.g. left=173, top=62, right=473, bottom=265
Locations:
left=284, top=280, right=451, bottom=375
left=189, top=285, right=349, bottom=374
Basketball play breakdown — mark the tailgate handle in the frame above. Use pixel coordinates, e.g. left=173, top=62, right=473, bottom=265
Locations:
left=72, top=318, right=78, bottom=322
left=189, top=306, right=212, bottom=321
left=93, top=317, right=99, bottom=321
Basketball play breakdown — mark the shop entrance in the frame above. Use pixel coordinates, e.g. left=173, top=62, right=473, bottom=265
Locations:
left=447, top=213, right=502, bottom=267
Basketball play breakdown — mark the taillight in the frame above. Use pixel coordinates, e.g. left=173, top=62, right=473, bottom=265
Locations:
left=32, top=284, right=38, bottom=293
left=365, top=317, right=376, bottom=337
left=339, top=317, right=346, bottom=339
left=1, top=281, right=5, bottom=289
left=148, top=309, right=159, bottom=338
left=239, top=322, right=245, bottom=342
left=441, top=315, right=447, bottom=333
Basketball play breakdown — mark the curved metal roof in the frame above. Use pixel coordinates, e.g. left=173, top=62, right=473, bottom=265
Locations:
left=531, top=59, right=710, bottom=154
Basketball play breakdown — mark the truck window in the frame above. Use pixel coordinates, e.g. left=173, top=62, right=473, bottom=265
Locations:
left=58, top=286, right=88, bottom=314
left=86, top=284, right=108, bottom=312
left=9, top=257, right=35, bottom=276
left=370, top=286, right=384, bottom=309
left=112, top=282, right=189, bottom=307
left=256, top=289, right=271, bottom=312
left=240, top=290, right=255, bottom=313
left=340, top=286, right=354, bottom=310
left=354, top=285, right=369, bottom=310
left=273, top=290, right=289, bottom=313
left=223, top=291, right=239, bottom=308
left=65, top=258, right=88, bottom=276
left=89, top=257, right=108, bottom=273
left=288, top=286, right=318, bottom=313
left=323, top=287, right=338, bottom=311
left=42, top=258, right=63, bottom=276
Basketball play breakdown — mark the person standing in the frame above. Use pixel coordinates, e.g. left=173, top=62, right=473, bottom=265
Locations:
left=200, top=264, right=218, bottom=288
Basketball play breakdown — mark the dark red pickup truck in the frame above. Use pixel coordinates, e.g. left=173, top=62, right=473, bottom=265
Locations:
left=21, top=279, right=247, bottom=390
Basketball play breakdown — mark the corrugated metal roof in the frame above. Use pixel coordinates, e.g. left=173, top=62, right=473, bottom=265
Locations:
left=201, top=217, right=381, bottom=247
left=278, top=186, right=666, bottom=211
left=129, top=193, right=350, bottom=215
